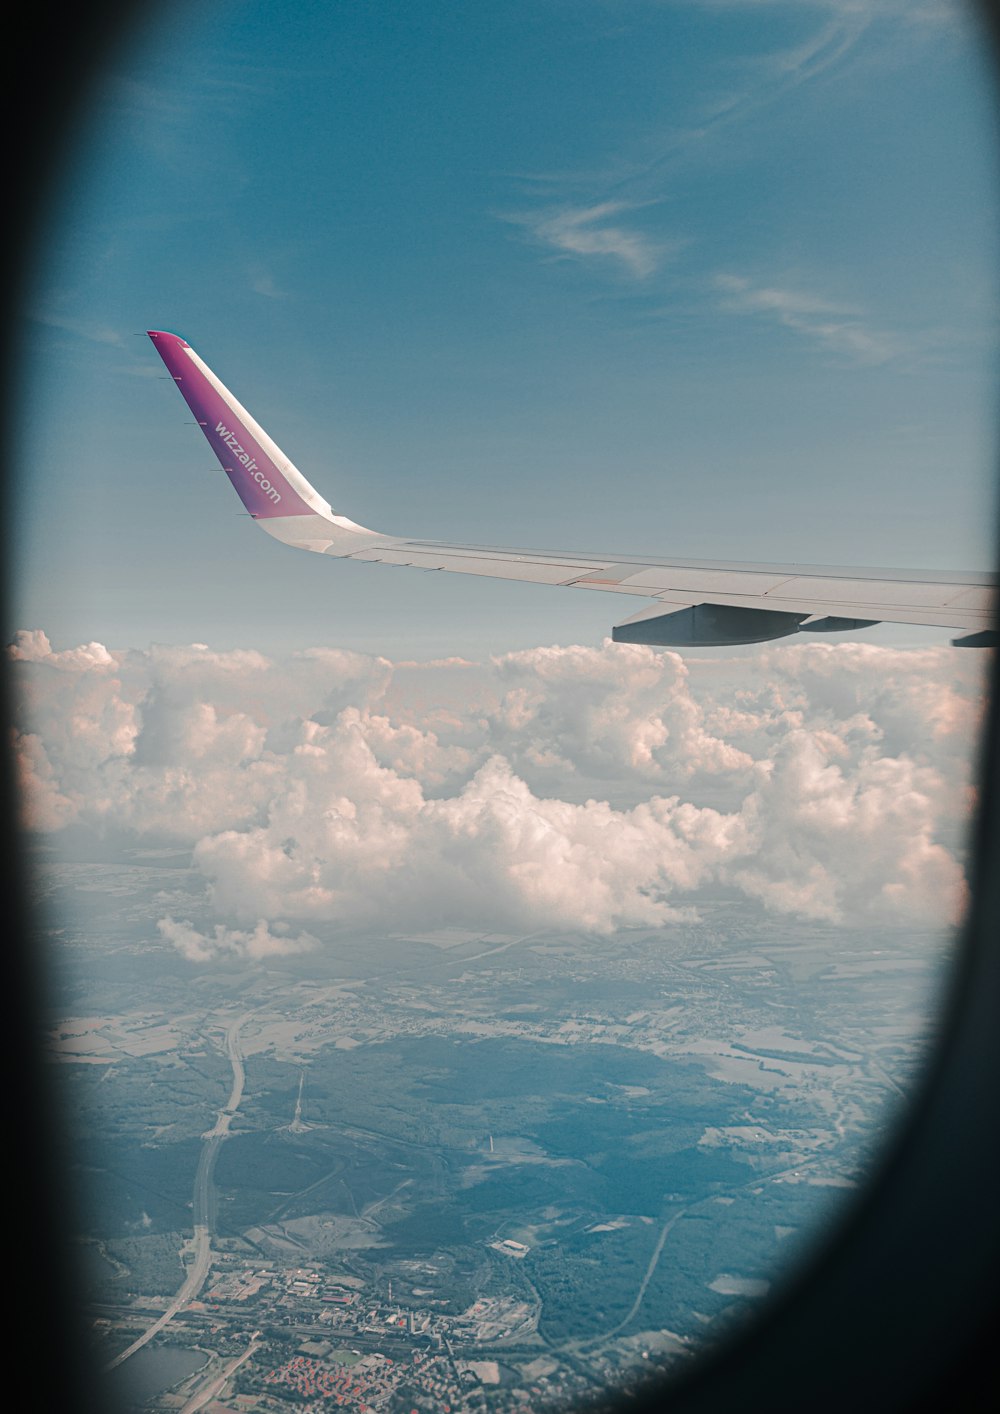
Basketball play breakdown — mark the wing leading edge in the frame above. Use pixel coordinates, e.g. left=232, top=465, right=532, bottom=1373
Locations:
left=148, top=331, right=997, bottom=647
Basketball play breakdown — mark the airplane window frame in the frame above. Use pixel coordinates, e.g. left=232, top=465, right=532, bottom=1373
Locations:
left=5, top=3, right=999, bottom=1411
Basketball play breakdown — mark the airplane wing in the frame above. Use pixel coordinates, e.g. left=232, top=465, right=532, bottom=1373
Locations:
left=148, top=331, right=996, bottom=647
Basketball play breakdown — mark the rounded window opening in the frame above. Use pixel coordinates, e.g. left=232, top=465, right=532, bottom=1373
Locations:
left=11, top=3, right=997, bottom=1412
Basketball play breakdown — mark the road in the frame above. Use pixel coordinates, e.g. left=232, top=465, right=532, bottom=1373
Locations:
left=603, top=1216, right=678, bottom=1339
left=103, top=1012, right=252, bottom=1372
left=179, top=1333, right=261, bottom=1413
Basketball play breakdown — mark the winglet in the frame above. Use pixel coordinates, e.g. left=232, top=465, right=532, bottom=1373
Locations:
left=148, top=330, right=342, bottom=523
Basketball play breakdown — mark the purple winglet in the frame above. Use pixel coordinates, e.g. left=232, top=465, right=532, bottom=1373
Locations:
left=148, top=331, right=314, bottom=519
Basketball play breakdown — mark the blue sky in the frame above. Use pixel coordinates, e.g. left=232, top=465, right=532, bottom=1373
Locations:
left=15, top=0, right=1000, bottom=657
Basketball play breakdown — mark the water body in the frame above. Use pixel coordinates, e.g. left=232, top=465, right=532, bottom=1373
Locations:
left=103, top=1345, right=208, bottom=1408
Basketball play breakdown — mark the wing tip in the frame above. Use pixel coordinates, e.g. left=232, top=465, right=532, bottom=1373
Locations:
left=146, top=329, right=189, bottom=348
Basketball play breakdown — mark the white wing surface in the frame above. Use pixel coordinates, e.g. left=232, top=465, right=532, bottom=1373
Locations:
left=149, top=331, right=996, bottom=648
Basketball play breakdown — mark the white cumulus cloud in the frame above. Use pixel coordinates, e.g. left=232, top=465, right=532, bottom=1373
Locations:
left=10, top=632, right=984, bottom=949
left=157, top=916, right=318, bottom=962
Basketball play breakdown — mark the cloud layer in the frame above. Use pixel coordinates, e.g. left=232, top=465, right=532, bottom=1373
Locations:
left=11, top=631, right=983, bottom=953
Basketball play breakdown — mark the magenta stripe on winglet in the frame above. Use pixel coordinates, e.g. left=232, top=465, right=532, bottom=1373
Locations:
left=147, top=330, right=314, bottom=519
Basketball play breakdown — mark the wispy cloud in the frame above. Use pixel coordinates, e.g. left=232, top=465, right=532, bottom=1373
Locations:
left=495, top=0, right=953, bottom=291
left=29, top=305, right=180, bottom=379
left=247, top=262, right=288, bottom=300
left=686, top=0, right=957, bottom=31
left=504, top=201, right=670, bottom=279
left=699, top=0, right=960, bottom=112
left=714, top=272, right=903, bottom=364
left=768, top=14, right=867, bottom=81
left=692, top=8, right=873, bottom=134
left=30, top=310, right=126, bottom=347
left=508, top=0, right=957, bottom=211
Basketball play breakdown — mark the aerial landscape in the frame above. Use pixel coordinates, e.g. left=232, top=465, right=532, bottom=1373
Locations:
left=19, top=629, right=982, bottom=1411
left=12, top=0, right=997, bottom=1409
left=51, top=869, right=954, bottom=1412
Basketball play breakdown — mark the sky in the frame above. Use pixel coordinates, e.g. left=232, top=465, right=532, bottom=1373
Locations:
left=9, top=0, right=998, bottom=952
left=13, top=0, right=1000, bottom=658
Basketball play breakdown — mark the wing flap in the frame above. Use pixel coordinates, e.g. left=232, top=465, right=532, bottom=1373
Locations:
left=767, top=575, right=988, bottom=611
left=615, top=567, right=797, bottom=596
